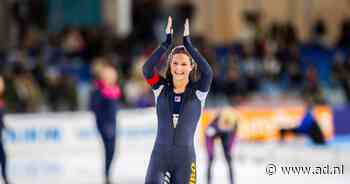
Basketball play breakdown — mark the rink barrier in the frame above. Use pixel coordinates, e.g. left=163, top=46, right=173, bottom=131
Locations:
left=2, top=105, right=334, bottom=152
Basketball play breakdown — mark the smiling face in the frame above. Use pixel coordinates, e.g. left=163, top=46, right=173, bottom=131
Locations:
left=170, top=53, right=193, bottom=82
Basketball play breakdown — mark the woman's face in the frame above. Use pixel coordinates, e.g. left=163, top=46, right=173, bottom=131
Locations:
left=100, top=66, right=118, bottom=85
left=170, top=53, right=193, bottom=82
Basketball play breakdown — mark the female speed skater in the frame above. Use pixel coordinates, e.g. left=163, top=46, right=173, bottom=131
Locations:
left=90, top=59, right=122, bottom=184
left=0, top=76, right=10, bottom=184
left=205, top=108, right=238, bottom=184
left=143, top=16, right=213, bottom=184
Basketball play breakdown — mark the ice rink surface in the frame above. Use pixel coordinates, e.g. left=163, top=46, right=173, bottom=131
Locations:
left=6, top=139, right=350, bottom=184
left=2, top=111, right=350, bottom=184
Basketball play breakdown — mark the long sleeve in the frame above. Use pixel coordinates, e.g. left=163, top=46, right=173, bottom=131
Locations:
left=142, top=34, right=172, bottom=88
left=183, top=36, right=213, bottom=92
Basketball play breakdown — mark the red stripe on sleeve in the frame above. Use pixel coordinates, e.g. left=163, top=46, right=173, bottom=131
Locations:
left=146, top=74, right=160, bottom=86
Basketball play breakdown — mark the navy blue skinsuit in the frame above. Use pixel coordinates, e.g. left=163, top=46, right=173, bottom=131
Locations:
left=90, top=80, right=121, bottom=181
left=0, top=100, right=8, bottom=184
left=143, top=34, right=213, bottom=184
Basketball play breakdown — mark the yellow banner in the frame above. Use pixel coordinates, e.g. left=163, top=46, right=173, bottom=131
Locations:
left=200, top=106, right=333, bottom=142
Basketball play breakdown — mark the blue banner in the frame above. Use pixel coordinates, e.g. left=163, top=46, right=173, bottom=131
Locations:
left=333, top=106, right=350, bottom=135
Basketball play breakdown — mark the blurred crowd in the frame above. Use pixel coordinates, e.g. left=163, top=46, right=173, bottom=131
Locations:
left=1, top=0, right=350, bottom=113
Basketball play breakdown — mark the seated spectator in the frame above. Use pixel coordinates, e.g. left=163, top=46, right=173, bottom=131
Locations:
left=302, top=65, right=325, bottom=104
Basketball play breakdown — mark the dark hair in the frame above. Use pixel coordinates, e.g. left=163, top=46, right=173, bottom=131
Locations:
left=165, top=45, right=200, bottom=83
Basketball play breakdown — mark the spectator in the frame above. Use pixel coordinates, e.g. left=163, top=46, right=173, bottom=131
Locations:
left=240, top=43, right=262, bottom=93
left=337, top=18, right=350, bottom=49
left=124, top=54, right=154, bottom=107
left=262, top=44, right=281, bottom=82
left=286, top=48, right=303, bottom=89
left=302, top=65, right=324, bottom=104
left=332, top=55, right=350, bottom=103
left=11, top=64, right=42, bottom=112
left=223, top=60, right=246, bottom=105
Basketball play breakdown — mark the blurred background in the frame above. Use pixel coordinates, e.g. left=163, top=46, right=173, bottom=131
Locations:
left=0, top=0, right=350, bottom=183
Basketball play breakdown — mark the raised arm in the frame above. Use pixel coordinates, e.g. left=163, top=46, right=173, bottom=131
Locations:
left=143, top=16, right=173, bottom=88
left=183, top=19, right=213, bottom=92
